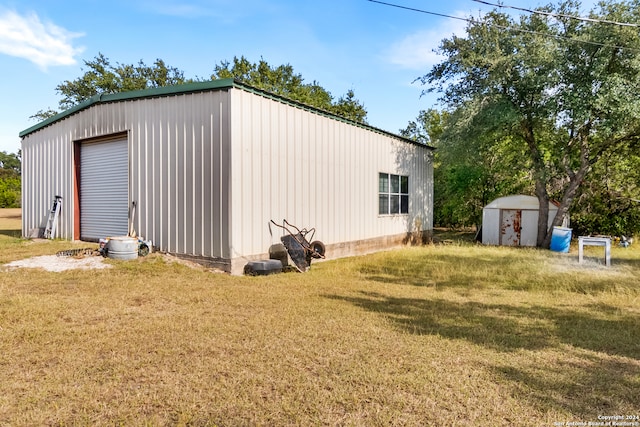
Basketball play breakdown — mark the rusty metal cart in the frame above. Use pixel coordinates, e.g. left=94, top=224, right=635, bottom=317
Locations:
left=269, top=219, right=325, bottom=272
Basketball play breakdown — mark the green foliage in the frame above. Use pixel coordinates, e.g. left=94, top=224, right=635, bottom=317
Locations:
left=0, top=176, right=20, bottom=208
left=420, top=0, right=640, bottom=244
left=0, top=151, right=21, bottom=208
left=34, top=54, right=368, bottom=124
left=29, top=108, right=59, bottom=122
left=402, top=108, right=530, bottom=228
left=0, top=151, right=20, bottom=175
left=571, top=145, right=640, bottom=237
left=212, top=56, right=368, bottom=123
left=54, top=53, right=189, bottom=112
left=332, top=90, right=368, bottom=124
left=399, top=109, right=445, bottom=145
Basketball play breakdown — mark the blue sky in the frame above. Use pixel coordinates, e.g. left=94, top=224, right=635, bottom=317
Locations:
left=0, top=0, right=598, bottom=154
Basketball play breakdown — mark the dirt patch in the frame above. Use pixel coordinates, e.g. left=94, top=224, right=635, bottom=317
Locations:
left=0, top=208, right=21, bottom=220
left=3, top=254, right=112, bottom=272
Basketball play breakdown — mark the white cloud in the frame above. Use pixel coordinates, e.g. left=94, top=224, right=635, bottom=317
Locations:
left=0, top=9, right=84, bottom=70
left=385, top=13, right=469, bottom=70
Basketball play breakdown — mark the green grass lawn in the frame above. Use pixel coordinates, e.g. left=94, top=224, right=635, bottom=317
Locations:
left=1, top=211, right=638, bottom=426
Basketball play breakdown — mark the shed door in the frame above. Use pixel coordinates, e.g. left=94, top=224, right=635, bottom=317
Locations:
left=80, top=138, right=129, bottom=241
left=500, top=209, right=522, bottom=246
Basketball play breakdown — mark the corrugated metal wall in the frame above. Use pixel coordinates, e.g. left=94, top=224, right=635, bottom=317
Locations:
left=126, top=91, right=231, bottom=260
left=22, top=131, right=75, bottom=239
left=229, top=89, right=433, bottom=259
left=22, top=90, right=231, bottom=260
left=21, top=85, right=432, bottom=269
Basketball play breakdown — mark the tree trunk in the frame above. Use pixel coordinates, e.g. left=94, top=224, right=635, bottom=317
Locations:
left=535, top=181, right=550, bottom=247
left=541, top=132, right=592, bottom=248
left=521, top=119, right=551, bottom=247
left=541, top=165, right=589, bottom=248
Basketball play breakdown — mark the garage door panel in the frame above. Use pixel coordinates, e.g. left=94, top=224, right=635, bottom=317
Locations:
left=80, top=138, right=129, bottom=241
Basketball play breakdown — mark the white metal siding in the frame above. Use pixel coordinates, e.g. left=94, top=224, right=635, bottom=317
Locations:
left=21, top=85, right=432, bottom=268
left=481, top=208, right=501, bottom=245
left=127, top=92, right=231, bottom=259
left=520, top=210, right=539, bottom=246
left=80, top=138, right=129, bottom=240
left=21, top=129, right=75, bottom=239
left=229, top=89, right=433, bottom=259
left=21, top=90, right=232, bottom=260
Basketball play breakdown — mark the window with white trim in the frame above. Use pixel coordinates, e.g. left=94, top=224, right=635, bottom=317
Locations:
left=379, top=173, right=409, bottom=215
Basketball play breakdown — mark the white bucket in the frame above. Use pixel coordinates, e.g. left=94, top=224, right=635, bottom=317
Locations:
left=106, top=236, right=139, bottom=260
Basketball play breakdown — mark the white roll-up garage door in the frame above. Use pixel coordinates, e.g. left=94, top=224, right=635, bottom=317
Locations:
left=80, top=138, right=129, bottom=241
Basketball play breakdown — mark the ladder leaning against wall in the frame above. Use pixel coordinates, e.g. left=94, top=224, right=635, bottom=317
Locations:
left=44, top=195, right=62, bottom=239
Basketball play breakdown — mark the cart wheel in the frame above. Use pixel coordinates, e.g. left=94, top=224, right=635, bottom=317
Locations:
left=138, top=243, right=150, bottom=257
left=310, top=240, right=325, bottom=257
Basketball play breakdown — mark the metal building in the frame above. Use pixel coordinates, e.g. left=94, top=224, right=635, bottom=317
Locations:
left=20, top=79, right=434, bottom=274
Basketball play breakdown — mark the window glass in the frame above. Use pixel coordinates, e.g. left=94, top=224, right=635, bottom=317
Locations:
left=390, top=174, right=400, bottom=193
left=401, top=195, right=409, bottom=214
left=390, top=195, right=400, bottom=214
left=378, top=172, right=409, bottom=215
left=379, top=173, right=388, bottom=193
left=379, top=194, right=389, bottom=215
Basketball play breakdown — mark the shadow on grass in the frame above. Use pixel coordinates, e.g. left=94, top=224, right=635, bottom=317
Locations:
left=359, top=250, right=639, bottom=294
left=492, top=354, right=640, bottom=418
left=611, top=256, right=640, bottom=270
left=325, top=292, right=640, bottom=359
left=359, top=251, right=497, bottom=289
left=325, top=291, right=640, bottom=417
left=0, top=229, right=21, bottom=238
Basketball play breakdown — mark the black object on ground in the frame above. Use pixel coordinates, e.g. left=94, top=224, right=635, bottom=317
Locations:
left=269, top=219, right=325, bottom=272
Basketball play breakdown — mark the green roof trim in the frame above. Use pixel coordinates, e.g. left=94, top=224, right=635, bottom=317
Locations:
left=19, top=78, right=434, bottom=149
left=19, top=78, right=236, bottom=138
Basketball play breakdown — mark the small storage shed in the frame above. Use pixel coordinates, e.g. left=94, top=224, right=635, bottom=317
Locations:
left=20, top=79, right=434, bottom=274
left=481, top=195, right=567, bottom=246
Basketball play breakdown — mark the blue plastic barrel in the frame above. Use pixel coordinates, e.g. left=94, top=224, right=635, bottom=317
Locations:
left=550, top=227, right=572, bottom=253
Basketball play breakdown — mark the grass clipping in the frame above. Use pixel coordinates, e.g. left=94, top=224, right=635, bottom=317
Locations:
left=0, top=225, right=639, bottom=426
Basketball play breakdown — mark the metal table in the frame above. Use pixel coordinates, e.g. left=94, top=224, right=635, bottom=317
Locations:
left=578, top=236, right=611, bottom=267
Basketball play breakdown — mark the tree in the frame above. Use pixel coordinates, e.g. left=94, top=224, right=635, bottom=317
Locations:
left=402, top=109, right=530, bottom=228
left=212, top=56, right=368, bottom=123
left=571, top=142, right=640, bottom=237
left=30, top=53, right=189, bottom=121
left=399, top=109, right=446, bottom=146
left=420, top=0, right=640, bottom=247
left=0, top=151, right=21, bottom=176
left=33, top=54, right=368, bottom=124
left=0, top=151, right=21, bottom=208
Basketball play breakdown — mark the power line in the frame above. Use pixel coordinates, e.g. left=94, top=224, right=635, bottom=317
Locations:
left=366, top=0, right=470, bottom=23
left=366, top=0, right=640, bottom=52
left=472, top=0, right=640, bottom=28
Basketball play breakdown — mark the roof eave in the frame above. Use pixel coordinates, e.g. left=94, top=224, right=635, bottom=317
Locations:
left=19, top=78, right=236, bottom=138
left=19, top=78, right=434, bottom=150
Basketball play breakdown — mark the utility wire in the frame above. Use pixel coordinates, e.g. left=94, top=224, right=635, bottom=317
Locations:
left=472, top=0, right=640, bottom=28
left=366, top=0, right=471, bottom=23
left=366, top=0, right=640, bottom=52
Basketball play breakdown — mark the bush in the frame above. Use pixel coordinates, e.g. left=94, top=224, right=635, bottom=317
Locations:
left=0, top=176, right=21, bottom=208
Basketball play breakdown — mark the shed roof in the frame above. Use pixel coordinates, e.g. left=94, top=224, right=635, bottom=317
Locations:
left=484, top=195, right=559, bottom=210
left=20, top=78, right=434, bottom=149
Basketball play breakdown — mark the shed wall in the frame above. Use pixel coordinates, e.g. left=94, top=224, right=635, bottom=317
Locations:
left=228, top=89, right=433, bottom=266
left=482, top=208, right=501, bottom=245
left=520, top=210, right=539, bottom=246
left=481, top=199, right=560, bottom=246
